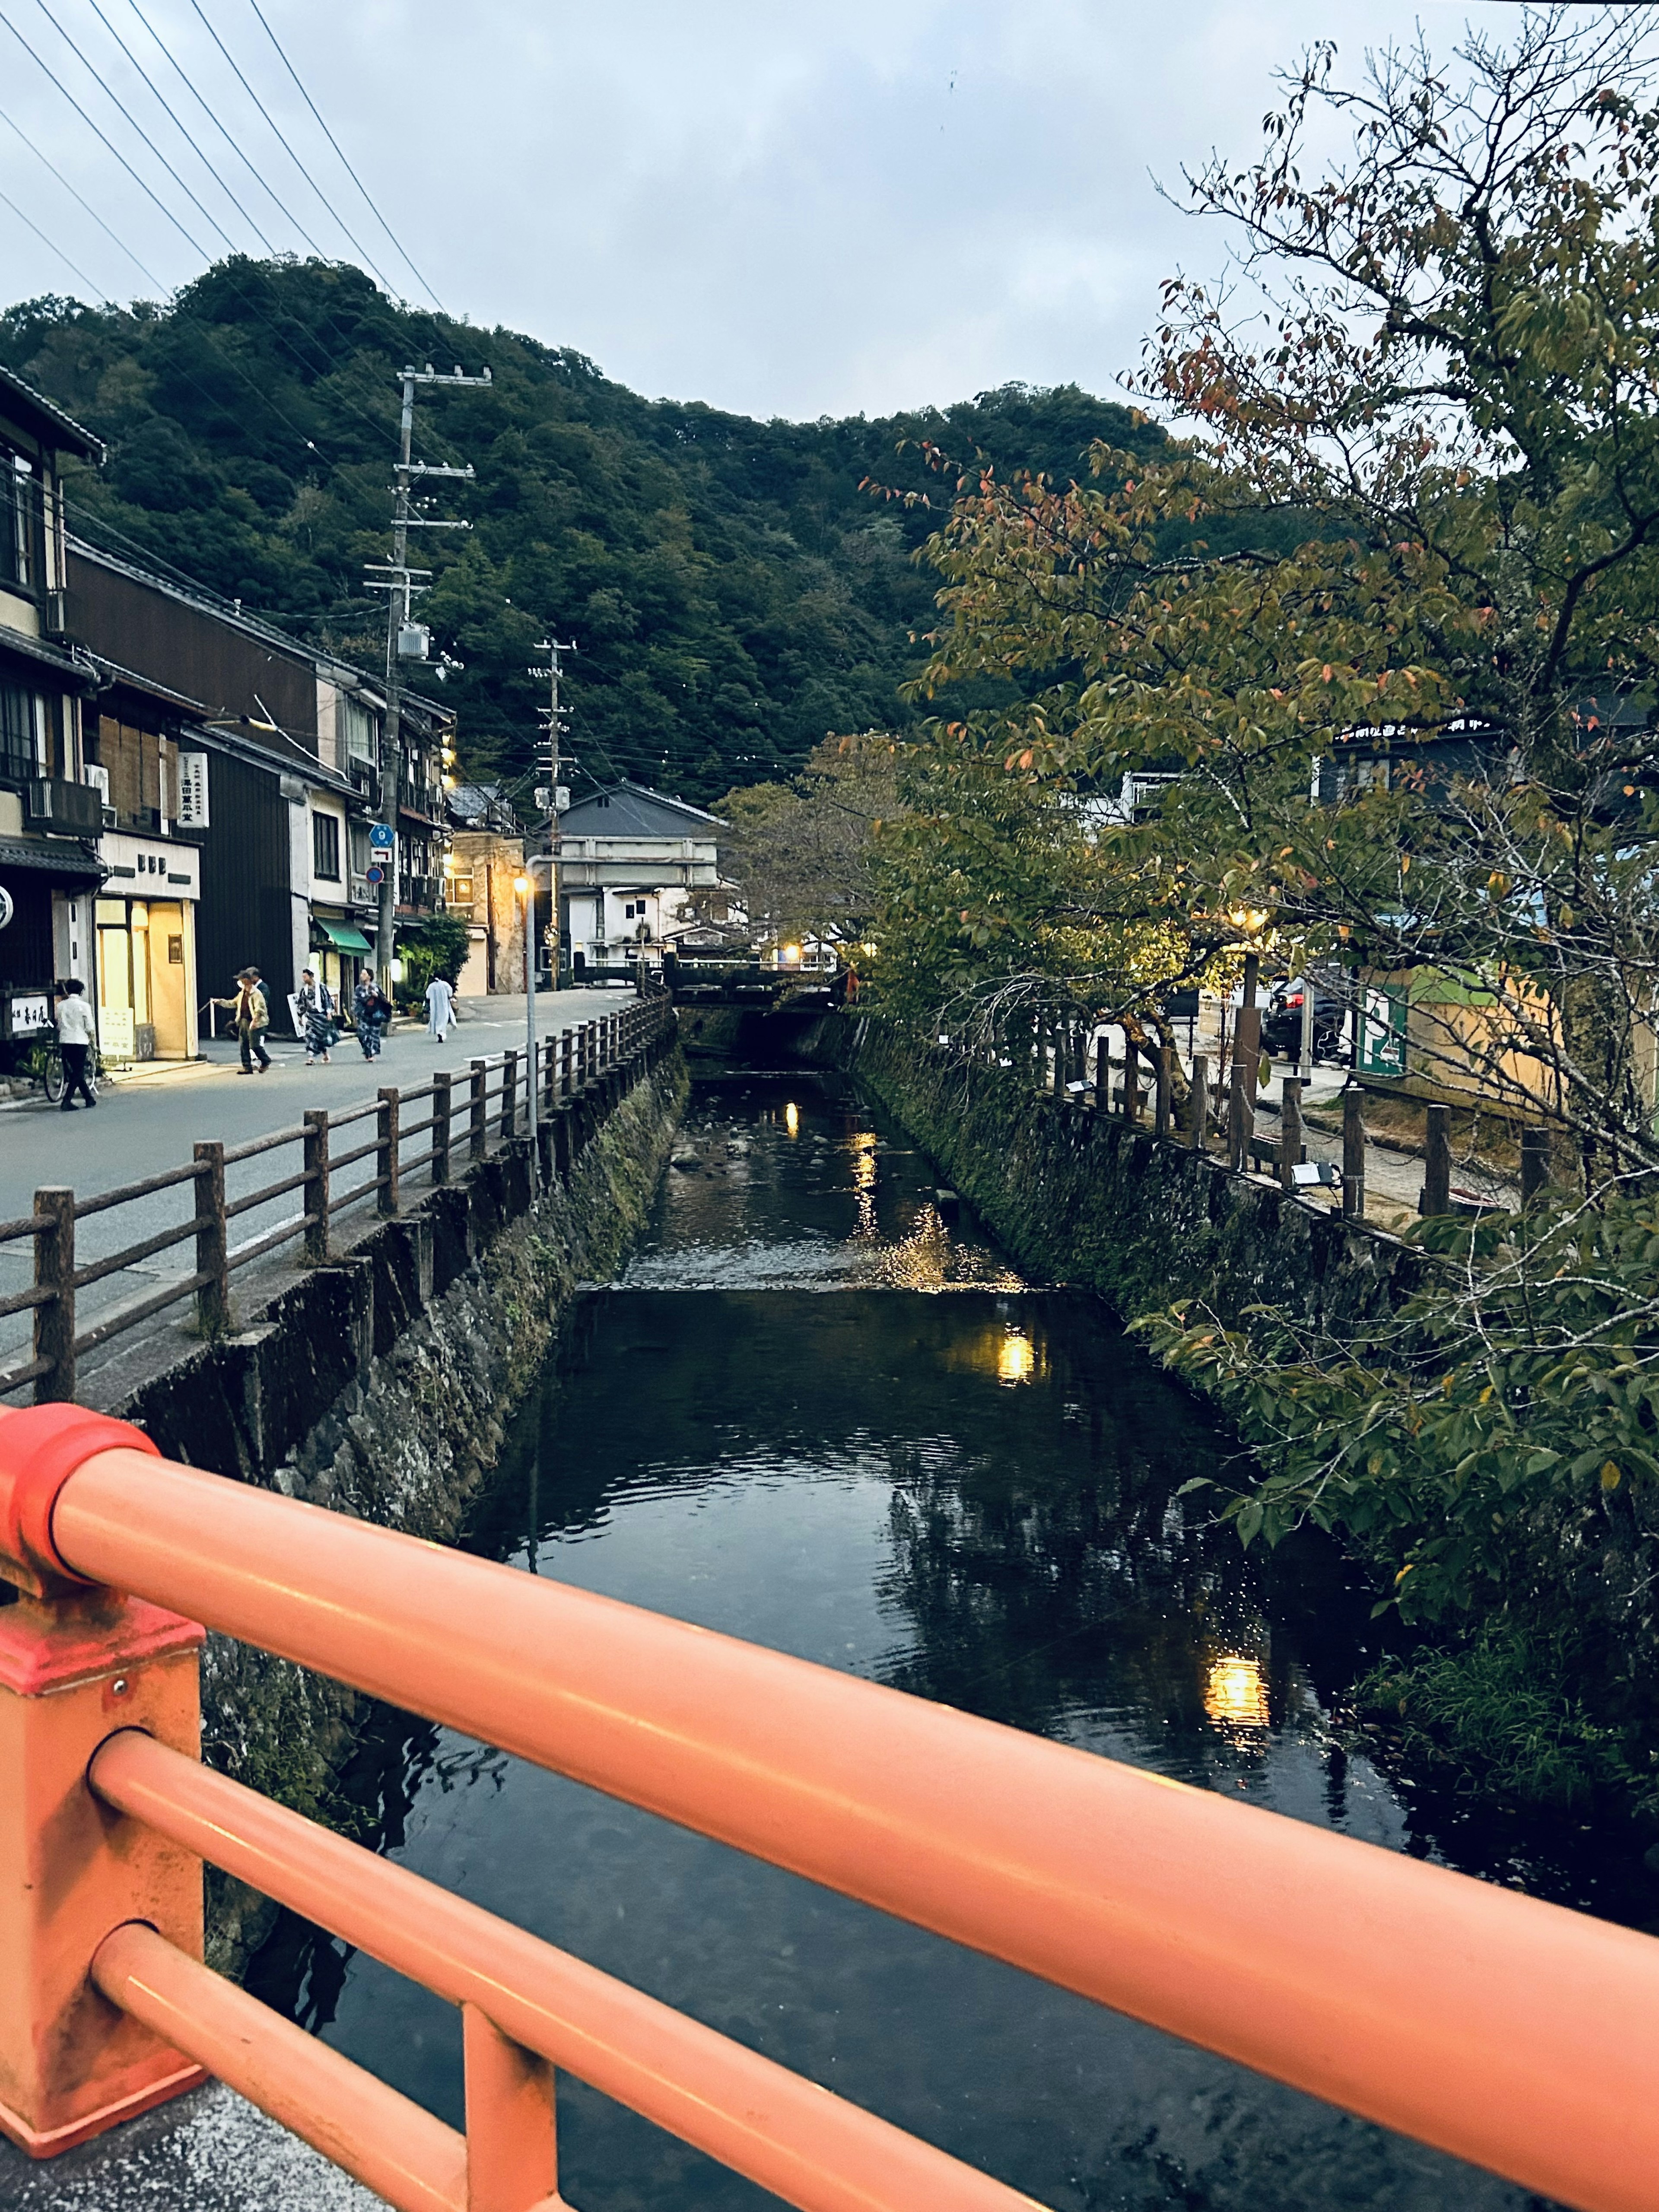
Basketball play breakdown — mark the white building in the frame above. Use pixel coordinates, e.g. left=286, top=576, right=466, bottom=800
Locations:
left=553, top=784, right=724, bottom=977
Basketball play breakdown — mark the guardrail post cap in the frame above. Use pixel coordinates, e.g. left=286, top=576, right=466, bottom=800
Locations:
left=0, top=1406, right=159, bottom=1598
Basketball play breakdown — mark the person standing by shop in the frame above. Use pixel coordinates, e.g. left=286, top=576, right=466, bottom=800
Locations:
left=214, top=967, right=272, bottom=1074
left=54, top=979, right=98, bottom=1111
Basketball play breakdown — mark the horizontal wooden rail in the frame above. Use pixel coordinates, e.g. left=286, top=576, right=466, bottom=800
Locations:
left=90, top=1732, right=1036, bottom=2212
left=24, top=1439, right=1659, bottom=2212
left=2, top=999, right=667, bottom=1404
left=90, top=1923, right=468, bottom=2212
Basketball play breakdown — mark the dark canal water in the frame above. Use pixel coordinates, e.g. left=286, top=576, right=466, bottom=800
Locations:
left=250, top=1071, right=1591, bottom=2211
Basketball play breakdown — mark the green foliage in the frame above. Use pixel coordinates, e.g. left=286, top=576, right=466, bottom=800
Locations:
left=0, top=264, right=1144, bottom=801
left=715, top=731, right=898, bottom=949
left=395, top=914, right=470, bottom=1006
left=1351, top=1621, right=1658, bottom=1817
left=1143, top=1188, right=1659, bottom=1632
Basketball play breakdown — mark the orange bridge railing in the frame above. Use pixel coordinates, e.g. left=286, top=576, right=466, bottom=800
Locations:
left=2, top=1402, right=1657, bottom=2212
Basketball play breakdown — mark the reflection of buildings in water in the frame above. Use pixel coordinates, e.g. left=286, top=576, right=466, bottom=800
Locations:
left=1204, top=1653, right=1269, bottom=1731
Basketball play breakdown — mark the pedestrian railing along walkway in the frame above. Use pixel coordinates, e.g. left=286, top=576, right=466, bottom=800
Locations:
left=0, top=1001, right=669, bottom=1408
left=1, top=1411, right=1657, bottom=2212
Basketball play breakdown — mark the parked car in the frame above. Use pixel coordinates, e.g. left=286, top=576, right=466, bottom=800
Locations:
left=1262, top=980, right=1348, bottom=1064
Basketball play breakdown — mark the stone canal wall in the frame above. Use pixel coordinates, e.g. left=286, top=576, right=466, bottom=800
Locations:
left=95, top=1020, right=687, bottom=1967
left=685, top=1001, right=1429, bottom=1336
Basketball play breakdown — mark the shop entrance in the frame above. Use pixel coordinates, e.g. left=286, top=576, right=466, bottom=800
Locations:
left=96, top=896, right=195, bottom=1060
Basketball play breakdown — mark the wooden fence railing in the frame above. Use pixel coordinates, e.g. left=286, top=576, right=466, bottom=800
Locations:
left=0, top=998, right=671, bottom=1406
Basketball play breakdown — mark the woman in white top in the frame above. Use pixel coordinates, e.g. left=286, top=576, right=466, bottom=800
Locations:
left=55, top=979, right=98, bottom=1109
left=424, top=973, right=456, bottom=1042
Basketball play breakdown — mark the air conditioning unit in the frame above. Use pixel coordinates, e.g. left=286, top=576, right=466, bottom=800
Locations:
left=82, top=763, right=109, bottom=804
left=27, top=777, right=104, bottom=835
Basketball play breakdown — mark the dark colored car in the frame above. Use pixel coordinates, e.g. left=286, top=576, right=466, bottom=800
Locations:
left=1262, top=983, right=1348, bottom=1064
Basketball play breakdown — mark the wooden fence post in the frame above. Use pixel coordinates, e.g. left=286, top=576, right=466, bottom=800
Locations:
left=302, top=1111, right=330, bottom=1263
left=1280, top=1079, right=1303, bottom=1192
left=560, top=1029, right=573, bottom=1098
left=1123, top=1038, right=1141, bottom=1123
left=32, top=1186, right=75, bottom=1402
left=502, top=1050, right=518, bottom=1140
left=193, top=1142, right=230, bottom=1338
left=1421, top=1102, right=1452, bottom=1216
left=1229, top=1006, right=1261, bottom=1170
left=377, top=1088, right=400, bottom=1217
left=1188, top=1055, right=1209, bottom=1150
left=470, top=1060, right=488, bottom=1160
left=1092, top=1032, right=1108, bottom=1107
left=1521, top=1126, right=1550, bottom=1207
left=432, top=1072, right=452, bottom=1188
left=542, top=1036, right=556, bottom=1118
left=1154, top=1047, right=1173, bottom=1141
left=1342, top=1087, right=1367, bottom=1221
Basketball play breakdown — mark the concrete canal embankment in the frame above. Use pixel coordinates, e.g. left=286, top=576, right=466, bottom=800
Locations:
left=681, top=1001, right=1429, bottom=1339
left=72, top=1018, right=687, bottom=1968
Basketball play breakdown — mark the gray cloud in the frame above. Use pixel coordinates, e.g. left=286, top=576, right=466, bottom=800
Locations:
left=0, top=0, right=1512, bottom=418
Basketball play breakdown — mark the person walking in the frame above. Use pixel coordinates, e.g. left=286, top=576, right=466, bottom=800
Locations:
left=215, top=967, right=271, bottom=1074
left=424, top=972, right=455, bottom=1043
left=54, top=978, right=97, bottom=1110
left=353, top=973, right=390, bottom=1061
left=297, top=968, right=335, bottom=1066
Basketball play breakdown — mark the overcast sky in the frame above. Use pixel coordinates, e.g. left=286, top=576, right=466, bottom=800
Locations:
left=0, top=0, right=1530, bottom=422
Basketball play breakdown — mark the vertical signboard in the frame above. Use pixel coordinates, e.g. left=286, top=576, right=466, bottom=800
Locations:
left=1358, top=985, right=1409, bottom=1076
left=175, top=752, right=210, bottom=830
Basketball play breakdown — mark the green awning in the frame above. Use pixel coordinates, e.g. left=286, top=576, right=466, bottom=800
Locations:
left=313, top=919, right=373, bottom=954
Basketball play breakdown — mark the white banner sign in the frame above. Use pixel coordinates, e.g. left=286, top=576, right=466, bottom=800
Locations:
left=176, top=751, right=210, bottom=829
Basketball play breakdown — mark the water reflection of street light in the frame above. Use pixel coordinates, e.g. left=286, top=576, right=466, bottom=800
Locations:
left=1205, top=1654, right=1268, bottom=1729
left=997, top=1328, right=1035, bottom=1385
left=784, top=1101, right=800, bottom=1138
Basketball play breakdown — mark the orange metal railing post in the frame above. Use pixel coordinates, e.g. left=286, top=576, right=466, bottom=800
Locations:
left=462, top=2005, right=557, bottom=2212
left=0, top=1406, right=206, bottom=2157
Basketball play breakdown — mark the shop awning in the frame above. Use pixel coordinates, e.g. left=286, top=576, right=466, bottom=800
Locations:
left=312, top=918, right=373, bottom=953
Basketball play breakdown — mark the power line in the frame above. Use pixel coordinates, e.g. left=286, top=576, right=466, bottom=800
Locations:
left=182, top=0, right=400, bottom=296
left=0, top=172, right=106, bottom=294
left=121, top=0, right=326, bottom=257
left=0, top=96, right=167, bottom=289
left=243, top=0, right=442, bottom=310
left=80, top=0, right=277, bottom=253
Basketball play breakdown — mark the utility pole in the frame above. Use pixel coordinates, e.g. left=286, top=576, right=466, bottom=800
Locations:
left=365, top=362, right=490, bottom=992
left=530, top=633, right=577, bottom=992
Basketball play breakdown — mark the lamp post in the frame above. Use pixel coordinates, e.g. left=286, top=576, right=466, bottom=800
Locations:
left=516, top=874, right=537, bottom=1189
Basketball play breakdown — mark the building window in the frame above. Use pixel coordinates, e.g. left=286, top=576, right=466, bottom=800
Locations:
left=342, top=697, right=378, bottom=764
left=0, top=677, right=40, bottom=782
left=349, top=820, right=373, bottom=877
left=313, top=812, right=341, bottom=881
left=450, top=872, right=474, bottom=909
left=1, top=455, right=36, bottom=594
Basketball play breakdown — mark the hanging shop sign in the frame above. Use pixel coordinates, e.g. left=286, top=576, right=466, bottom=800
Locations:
left=175, top=752, right=210, bottom=829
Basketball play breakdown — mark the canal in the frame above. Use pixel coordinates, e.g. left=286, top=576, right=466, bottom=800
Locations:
left=247, top=1068, right=1567, bottom=2211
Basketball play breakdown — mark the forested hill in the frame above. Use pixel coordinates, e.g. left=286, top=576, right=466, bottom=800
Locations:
left=0, top=258, right=1163, bottom=800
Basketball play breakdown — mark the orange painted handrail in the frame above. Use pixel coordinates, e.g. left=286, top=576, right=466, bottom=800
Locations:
left=88, top=1730, right=1042, bottom=2212
left=90, top=1922, right=473, bottom=2212
left=7, top=1414, right=1659, bottom=2212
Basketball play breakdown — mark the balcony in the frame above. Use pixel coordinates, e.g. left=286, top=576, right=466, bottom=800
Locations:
left=25, top=776, right=104, bottom=835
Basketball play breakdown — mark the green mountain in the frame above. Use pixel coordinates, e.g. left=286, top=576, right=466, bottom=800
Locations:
left=0, top=257, right=1163, bottom=801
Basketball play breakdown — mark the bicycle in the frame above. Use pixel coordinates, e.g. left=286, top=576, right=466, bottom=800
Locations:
left=30, top=1036, right=102, bottom=1105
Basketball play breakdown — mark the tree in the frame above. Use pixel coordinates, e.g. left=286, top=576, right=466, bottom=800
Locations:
left=715, top=732, right=899, bottom=951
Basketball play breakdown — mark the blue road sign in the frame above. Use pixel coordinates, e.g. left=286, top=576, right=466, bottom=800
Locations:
left=369, top=823, right=394, bottom=850
left=366, top=865, right=384, bottom=885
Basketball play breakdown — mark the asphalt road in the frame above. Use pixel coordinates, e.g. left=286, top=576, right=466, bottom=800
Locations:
left=0, top=988, right=633, bottom=1382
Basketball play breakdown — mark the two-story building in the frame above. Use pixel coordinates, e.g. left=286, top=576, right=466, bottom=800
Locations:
left=446, top=783, right=526, bottom=995
left=552, top=783, right=723, bottom=979
left=0, top=367, right=105, bottom=1071
left=66, top=539, right=454, bottom=1036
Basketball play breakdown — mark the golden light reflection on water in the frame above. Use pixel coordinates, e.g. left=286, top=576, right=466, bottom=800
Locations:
left=784, top=1102, right=800, bottom=1138
left=997, top=1330, right=1036, bottom=1385
left=1204, top=1655, right=1269, bottom=1729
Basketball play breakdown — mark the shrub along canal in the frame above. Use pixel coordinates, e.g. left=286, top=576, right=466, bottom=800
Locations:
left=247, top=1067, right=1608, bottom=2211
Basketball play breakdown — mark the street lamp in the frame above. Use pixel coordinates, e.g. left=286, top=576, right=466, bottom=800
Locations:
left=515, top=874, right=537, bottom=1189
